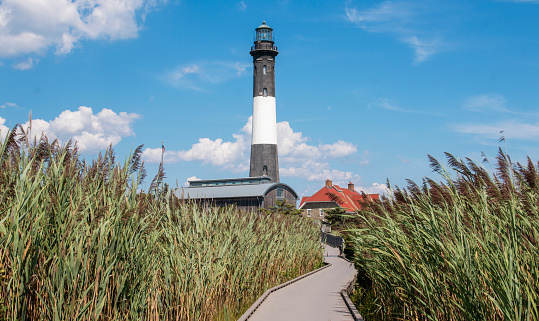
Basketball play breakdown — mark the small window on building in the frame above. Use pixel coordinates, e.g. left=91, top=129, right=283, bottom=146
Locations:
left=320, top=209, right=324, bottom=217
left=307, top=209, right=311, bottom=217
left=263, top=165, right=268, bottom=176
left=276, top=188, right=283, bottom=199
left=263, top=88, right=267, bottom=97
left=263, top=65, right=267, bottom=74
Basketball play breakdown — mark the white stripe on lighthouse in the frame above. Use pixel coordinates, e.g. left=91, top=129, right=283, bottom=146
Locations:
left=252, top=96, right=277, bottom=145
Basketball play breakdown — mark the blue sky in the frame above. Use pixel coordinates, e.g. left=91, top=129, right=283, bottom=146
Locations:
left=1, top=0, right=539, bottom=198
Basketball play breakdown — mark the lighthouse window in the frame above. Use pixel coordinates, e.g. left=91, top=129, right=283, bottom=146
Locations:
left=263, top=65, right=267, bottom=74
left=263, top=88, right=267, bottom=97
left=276, top=188, right=283, bottom=199
left=263, top=166, right=268, bottom=176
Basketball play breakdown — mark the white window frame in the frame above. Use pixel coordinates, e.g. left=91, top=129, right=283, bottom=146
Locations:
left=307, top=209, right=311, bottom=217
left=320, top=209, right=324, bottom=217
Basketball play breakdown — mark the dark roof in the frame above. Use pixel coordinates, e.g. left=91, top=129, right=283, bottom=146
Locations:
left=189, top=176, right=271, bottom=187
left=175, top=182, right=298, bottom=200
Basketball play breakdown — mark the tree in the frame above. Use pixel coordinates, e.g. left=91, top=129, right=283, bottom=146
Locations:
left=261, top=199, right=303, bottom=215
left=324, top=207, right=347, bottom=226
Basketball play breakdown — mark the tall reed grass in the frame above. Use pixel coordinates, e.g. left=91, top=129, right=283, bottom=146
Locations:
left=0, top=125, right=323, bottom=320
left=348, top=150, right=538, bottom=320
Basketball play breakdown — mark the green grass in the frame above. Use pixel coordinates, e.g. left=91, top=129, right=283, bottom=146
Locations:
left=0, top=125, right=323, bottom=321
left=346, top=150, right=539, bottom=320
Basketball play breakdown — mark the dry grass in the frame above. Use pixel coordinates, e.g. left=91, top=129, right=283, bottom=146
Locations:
left=347, top=150, right=539, bottom=320
left=0, top=125, right=323, bottom=321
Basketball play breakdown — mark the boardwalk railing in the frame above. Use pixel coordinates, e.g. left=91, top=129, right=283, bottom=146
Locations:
left=321, top=232, right=343, bottom=248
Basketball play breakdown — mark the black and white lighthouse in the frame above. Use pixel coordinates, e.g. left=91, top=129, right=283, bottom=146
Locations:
left=177, top=22, right=299, bottom=212
left=249, top=21, right=279, bottom=182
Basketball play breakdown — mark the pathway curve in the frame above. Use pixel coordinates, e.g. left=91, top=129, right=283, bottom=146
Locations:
left=248, top=244, right=357, bottom=321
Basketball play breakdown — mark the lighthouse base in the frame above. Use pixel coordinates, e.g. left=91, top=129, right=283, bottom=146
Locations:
left=249, top=144, right=279, bottom=182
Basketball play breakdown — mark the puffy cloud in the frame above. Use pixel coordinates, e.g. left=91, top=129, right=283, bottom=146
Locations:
left=143, top=117, right=363, bottom=180
left=280, top=160, right=356, bottom=182
left=142, top=134, right=250, bottom=172
left=183, top=176, right=201, bottom=187
left=21, top=106, right=140, bottom=151
left=0, top=0, right=167, bottom=62
left=355, top=182, right=390, bottom=195
left=0, top=117, right=9, bottom=140
left=277, top=120, right=321, bottom=162
left=277, top=121, right=358, bottom=162
left=165, top=61, right=250, bottom=91
left=319, top=140, right=357, bottom=158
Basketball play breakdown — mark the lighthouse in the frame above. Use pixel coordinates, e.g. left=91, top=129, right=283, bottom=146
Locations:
left=250, top=21, right=279, bottom=182
left=177, top=22, right=299, bottom=212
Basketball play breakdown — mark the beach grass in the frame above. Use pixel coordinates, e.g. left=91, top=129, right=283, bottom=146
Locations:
left=0, top=125, right=323, bottom=321
left=347, top=150, right=538, bottom=320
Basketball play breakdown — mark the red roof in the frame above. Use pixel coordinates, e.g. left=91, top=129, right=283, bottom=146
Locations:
left=299, top=184, right=379, bottom=212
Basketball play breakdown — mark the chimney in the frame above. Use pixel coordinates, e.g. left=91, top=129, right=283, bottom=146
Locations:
left=326, top=179, right=332, bottom=188
left=348, top=182, right=354, bottom=191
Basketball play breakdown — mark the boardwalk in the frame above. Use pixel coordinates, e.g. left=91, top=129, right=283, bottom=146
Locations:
left=248, top=244, right=357, bottom=321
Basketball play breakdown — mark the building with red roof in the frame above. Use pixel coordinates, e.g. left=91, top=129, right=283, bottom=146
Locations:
left=299, top=179, right=379, bottom=220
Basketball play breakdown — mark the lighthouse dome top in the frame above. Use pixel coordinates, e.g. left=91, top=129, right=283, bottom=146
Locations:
left=256, top=21, right=272, bottom=30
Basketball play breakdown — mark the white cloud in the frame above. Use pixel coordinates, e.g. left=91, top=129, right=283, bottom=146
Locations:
left=376, top=97, right=404, bottom=111
left=0, top=0, right=167, bottom=60
left=280, top=160, right=356, bottom=182
left=345, top=1, right=415, bottom=25
left=319, top=140, right=357, bottom=157
left=404, top=35, right=441, bottom=65
left=277, top=120, right=322, bottom=162
left=0, top=102, right=18, bottom=108
left=277, top=121, right=357, bottom=162
left=464, top=94, right=508, bottom=112
left=142, top=117, right=363, bottom=180
left=184, top=176, right=201, bottom=187
left=0, top=117, right=9, bottom=140
left=373, top=97, right=444, bottom=116
left=21, top=106, right=140, bottom=151
left=355, top=182, right=389, bottom=195
left=142, top=134, right=250, bottom=172
left=359, top=150, right=370, bottom=165
left=454, top=121, right=539, bottom=140
left=345, top=0, right=446, bottom=63
left=165, top=61, right=250, bottom=91
left=13, top=57, right=38, bottom=70
left=237, top=1, right=247, bottom=11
